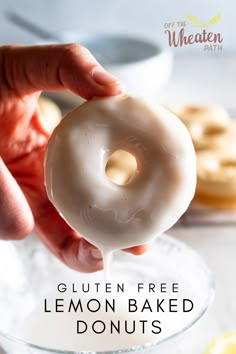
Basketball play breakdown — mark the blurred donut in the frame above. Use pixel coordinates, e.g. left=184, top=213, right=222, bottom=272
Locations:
left=188, top=120, right=236, bottom=151
left=38, top=96, right=62, bottom=133
left=165, top=104, right=230, bottom=125
left=195, top=149, right=236, bottom=209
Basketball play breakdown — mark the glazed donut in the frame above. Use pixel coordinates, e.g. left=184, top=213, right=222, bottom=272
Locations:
left=45, top=96, right=196, bottom=251
left=38, top=96, right=62, bottom=133
left=196, top=150, right=236, bottom=209
left=166, top=104, right=230, bottom=125
left=188, top=120, right=236, bottom=151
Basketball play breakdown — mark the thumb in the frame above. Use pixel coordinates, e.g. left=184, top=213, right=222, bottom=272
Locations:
left=1, top=44, right=125, bottom=99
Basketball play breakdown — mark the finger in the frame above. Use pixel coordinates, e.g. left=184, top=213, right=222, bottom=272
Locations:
left=123, top=243, right=149, bottom=255
left=0, top=157, right=34, bottom=240
left=16, top=146, right=103, bottom=272
left=0, top=44, right=125, bottom=99
left=34, top=201, right=104, bottom=273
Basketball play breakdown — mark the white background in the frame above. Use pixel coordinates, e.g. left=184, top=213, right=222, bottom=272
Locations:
left=0, top=0, right=235, bottom=55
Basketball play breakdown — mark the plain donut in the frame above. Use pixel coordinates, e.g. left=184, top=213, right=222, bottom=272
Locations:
left=196, top=149, right=236, bottom=209
left=45, top=96, right=196, bottom=251
left=188, top=120, right=236, bottom=151
left=166, top=104, right=230, bottom=125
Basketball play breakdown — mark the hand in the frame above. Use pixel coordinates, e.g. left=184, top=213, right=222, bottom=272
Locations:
left=0, top=44, right=148, bottom=272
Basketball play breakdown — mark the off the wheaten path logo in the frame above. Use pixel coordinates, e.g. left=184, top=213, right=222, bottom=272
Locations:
left=164, top=12, right=223, bottom=51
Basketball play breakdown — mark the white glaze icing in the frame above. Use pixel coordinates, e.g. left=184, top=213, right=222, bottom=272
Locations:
left=45, top=96, right=196, bottom=251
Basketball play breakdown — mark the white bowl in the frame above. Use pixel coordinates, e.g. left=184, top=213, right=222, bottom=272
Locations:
left=40, top=33, right=173, bottom=105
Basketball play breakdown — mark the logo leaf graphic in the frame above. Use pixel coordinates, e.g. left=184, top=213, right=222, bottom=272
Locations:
left=187, top=15, right=199, bottom=23
left=194, top=23, right=209, bottom=28
left=209, top=13, right=221, bottom=24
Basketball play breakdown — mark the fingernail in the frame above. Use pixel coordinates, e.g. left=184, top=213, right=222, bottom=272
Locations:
left=90, top=248, right=103, bottom=261
left=91, top=67, right=121, bottom=86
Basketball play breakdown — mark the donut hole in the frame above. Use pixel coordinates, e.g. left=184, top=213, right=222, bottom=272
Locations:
left=204, top=125, right=226, bottom=137
left=221, top=159, right=236, bottom=170
left=185, top=106, right=202, bottom=115
left=105, top=150, right=138, bottom=186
